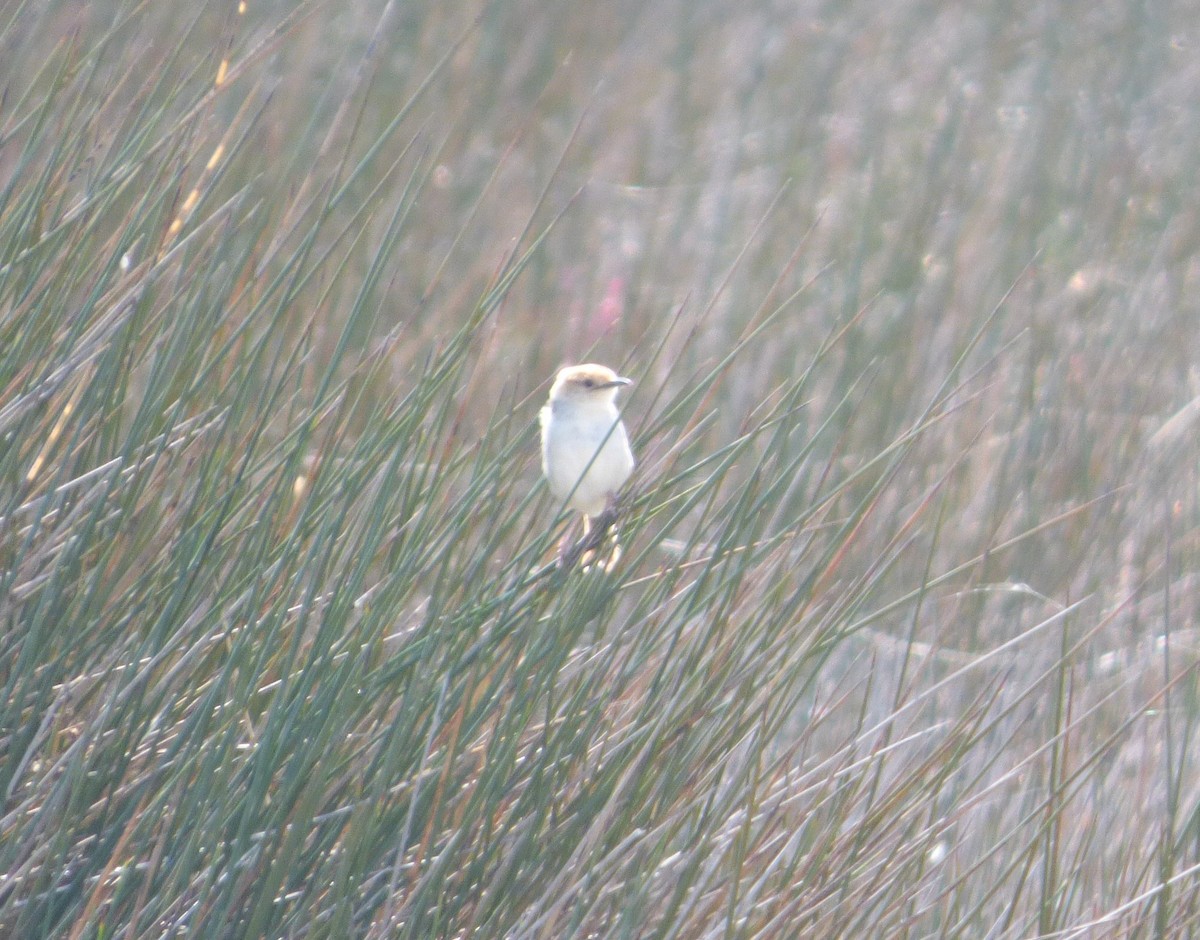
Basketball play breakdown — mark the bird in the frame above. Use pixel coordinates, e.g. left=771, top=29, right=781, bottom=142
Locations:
left=539, top=363, right=635, bottom=569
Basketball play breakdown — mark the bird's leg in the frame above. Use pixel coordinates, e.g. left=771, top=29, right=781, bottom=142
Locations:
left=557, top=514, right=581, bottom=568
left=582, top=500, right=623, bottom=572
left=558, top=514, right=597, bottom=570
left=578, top=513, right=598, bottom=570
left=599, top=495, right=622, bottom=570
left=561, top=499, right=625, bottom=572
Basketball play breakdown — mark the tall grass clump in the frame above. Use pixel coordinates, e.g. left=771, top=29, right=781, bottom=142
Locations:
left=2, top=1, right=1199, bottom=938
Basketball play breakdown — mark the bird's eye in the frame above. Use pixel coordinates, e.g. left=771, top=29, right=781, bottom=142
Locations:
left=582, top=378, right=595, bottom=388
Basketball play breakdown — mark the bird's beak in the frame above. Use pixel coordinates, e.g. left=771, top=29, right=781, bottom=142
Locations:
left=603, top=376, right=633, bottom=389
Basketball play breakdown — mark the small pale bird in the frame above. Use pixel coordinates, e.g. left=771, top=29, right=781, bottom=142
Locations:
left=540, top=363, right=635, bottom=568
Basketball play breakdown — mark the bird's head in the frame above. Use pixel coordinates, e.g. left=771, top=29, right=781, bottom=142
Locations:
left=548, top=364, right=633, bottom=407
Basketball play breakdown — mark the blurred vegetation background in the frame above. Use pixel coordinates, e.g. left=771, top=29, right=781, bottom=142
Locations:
left=2, top=0, right=1198, bottom=936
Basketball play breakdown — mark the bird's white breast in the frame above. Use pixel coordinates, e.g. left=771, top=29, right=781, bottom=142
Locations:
left=540, top=399, right=634, bottom=516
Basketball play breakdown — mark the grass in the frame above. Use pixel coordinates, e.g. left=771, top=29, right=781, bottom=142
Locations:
left=1, top=0, right=1199, bottom=937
